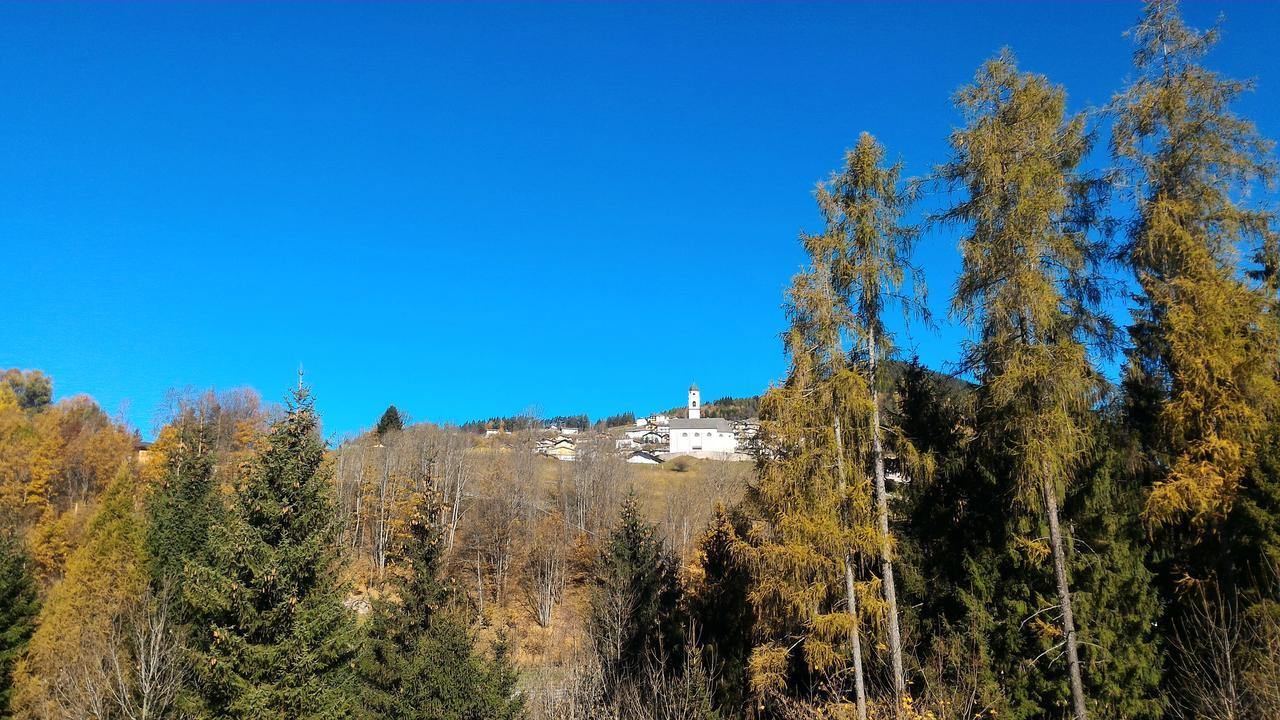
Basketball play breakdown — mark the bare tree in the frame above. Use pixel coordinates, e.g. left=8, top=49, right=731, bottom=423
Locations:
left=1170, top=589, right=1248, bottom=720
left=558, top=437, right=627, bottom=536
left=524, top=513, right=568, bottom=627
left=54, top=589, right=186, bottom=720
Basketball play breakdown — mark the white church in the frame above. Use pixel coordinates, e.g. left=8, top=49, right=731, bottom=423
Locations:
left=667, top=384, right=738, bottom=457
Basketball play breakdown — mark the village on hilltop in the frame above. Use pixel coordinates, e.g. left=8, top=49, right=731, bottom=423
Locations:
left=519, top=384, right=759, bottom=464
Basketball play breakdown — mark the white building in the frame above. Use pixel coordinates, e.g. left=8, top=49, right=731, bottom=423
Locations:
left=668, top=384, right=737, bottom=455
left=626, top=450, right=665, bottom=465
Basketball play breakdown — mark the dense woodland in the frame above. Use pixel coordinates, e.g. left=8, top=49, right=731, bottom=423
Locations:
left=3, top=2, right=1280, bottom=718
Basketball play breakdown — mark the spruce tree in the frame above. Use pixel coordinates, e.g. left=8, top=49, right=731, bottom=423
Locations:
left=1112, top=0, right=1280, bottom=594
left=146, top=412, right=220, bottom=596
left=357, top=490, right=522, bottom=720
left=183, top=387, right=356, bottom=719
left=940, top=51, right=1106, bottom=720
left=686, top=506, right=754, bottom=715
left=0, top=533, right=38, bottom=717
left=590, top=491, right=681, bottom=700
left=374, top=406, right=403, bottom=437
left=1066, top=423, right=1165, bottom=719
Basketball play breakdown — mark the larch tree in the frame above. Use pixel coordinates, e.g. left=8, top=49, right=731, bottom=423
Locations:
left=11, top=466, right=152, bottom=719
left=940, top=52, right=1106, bottom=720
left=815, top=131, right=925, bottom=714
left=1112, top=0, right=1280, bottom=591
left=182, top=387, right=356, bottom=719
left=747, top=254, right=880, bottom=717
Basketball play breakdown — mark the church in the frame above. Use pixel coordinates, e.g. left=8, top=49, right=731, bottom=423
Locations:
left=667, top=384, right=738, bottom=456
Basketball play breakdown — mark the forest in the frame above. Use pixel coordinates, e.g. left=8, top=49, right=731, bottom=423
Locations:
left=2, top=1, right=1279, bottom=718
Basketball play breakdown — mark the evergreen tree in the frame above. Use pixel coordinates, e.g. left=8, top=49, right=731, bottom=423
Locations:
left=357, top=489, right=522, bottom=720
left=590, top=491, right=682, bottom=701
left=0, top=533, right=38, bottom=717
left=183, top=387, right=356, bottom=719
left=1066, top=421, right=1165, bottom=719
left=686, top=506, right=754, bottom=716
left=940, top=51, right=1106, bottom=720
left=146, top=412, right=220, bottom=596
left=1112, top=0, right=1280, bottom=592
left=374, top=405, right=403, bottom=437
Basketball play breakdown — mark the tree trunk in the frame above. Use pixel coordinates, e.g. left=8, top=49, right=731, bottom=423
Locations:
left=868, top=326, right=907, bottom=715
left=1042, top=476, right=1088, bottom=720
left=834, top=401, right=868, bottom=720
left=844, top=556, right=868, bottom=720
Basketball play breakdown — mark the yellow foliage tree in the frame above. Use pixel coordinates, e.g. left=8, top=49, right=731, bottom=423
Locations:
left=10, top=465, right=149, bottom=719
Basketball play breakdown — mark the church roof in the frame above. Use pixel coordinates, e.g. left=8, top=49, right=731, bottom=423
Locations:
left=669, top=417, right=733, bottom=432
left=689, top=382, right=699, bottom=391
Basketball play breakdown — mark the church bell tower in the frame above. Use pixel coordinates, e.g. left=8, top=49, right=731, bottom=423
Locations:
left=688, top=383, right=701, bottom=419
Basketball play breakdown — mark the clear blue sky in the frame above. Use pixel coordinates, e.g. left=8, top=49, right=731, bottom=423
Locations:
left=2, top=1, right=1277, bottom=439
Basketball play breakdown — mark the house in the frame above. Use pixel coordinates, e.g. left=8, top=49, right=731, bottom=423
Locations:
left=639, top=430, right=664, bottom=445
left=536, top=436, right=578, bottom=461
left=616, top=437, right=637, bottom=451
left=626, top=450, right=664, bottom=465
left=668, top=384, right=737, bottom=455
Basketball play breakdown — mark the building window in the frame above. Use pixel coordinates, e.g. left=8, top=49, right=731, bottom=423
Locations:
left=682, top=433, right=688, bottom=437
left=692, top=400, right=697, bottom=407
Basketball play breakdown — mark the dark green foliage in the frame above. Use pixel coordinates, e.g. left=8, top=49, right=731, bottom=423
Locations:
left=1230, top=421, right=1280, bottom=596
left=146, top=415, right=220, bottom=596
left=703, top=396, right=760, bottom=421
left=686, top=507, right=754, bottom=715
left=0, top=534, right=38, bottom=717
left=182, top=388, right=356, bottom=719
left=374, top=405, right=403, bottom=436
left=1067, top=429, right=1165, bottom=719
left=357, top=491, right=522, bottom=720
left=591, top=491, right=682, bottom=698
left=604, top=412, right=636, bottom=428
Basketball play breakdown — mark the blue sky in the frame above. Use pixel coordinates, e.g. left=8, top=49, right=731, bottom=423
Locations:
left=2, top=1, right=1277, bottom=439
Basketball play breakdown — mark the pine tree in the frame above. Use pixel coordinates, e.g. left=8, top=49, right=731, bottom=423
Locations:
left=357, top=490, right=522, bottom=720
left=0, top=533, right=38, bottom=717
left=1112, top=0, right=1280, bottom=593
left=590, top=491, right=682, bottom=701
left=183, top=387, right=356, bottom=719
left=685, top=506, right=755, bottom=715
left=374, top=406, right=403, bottom=437
left=1066, top=421, right=1165, bottom=719
left=146, top=412, right=220, bottom=596
left=940, top=51, right=1106, bottom=720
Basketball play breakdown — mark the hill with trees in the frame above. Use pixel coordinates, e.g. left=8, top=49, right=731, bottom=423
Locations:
left=2, top=3, right=1278, bottom=719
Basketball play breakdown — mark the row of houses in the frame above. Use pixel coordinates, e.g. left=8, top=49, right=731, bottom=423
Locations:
left=530, top=385, right=761, bottom=464
left=534, top=433, right=665, bottom=464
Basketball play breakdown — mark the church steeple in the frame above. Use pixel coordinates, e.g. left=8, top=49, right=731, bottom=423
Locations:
left=688, top=383, right=701, bottom=419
